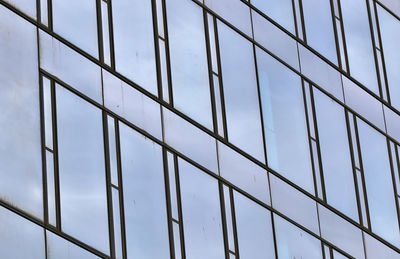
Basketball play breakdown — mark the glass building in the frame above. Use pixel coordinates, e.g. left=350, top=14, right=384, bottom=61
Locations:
left=1, top=0, right=400, bottom=258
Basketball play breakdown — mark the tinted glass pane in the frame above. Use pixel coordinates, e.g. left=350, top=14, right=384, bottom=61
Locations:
left=274, top=214, right=323, bottom=259
left=0, top=6, right=43, bottom=219
left=119, top=123, right=170, bottom=258
left=166, top=0, right=213, bottom=129
left=357, top=119, right=400, bottom=246
left=218, top=21, right=265, bottom=162
left=56, top=86, right=109, bottom=254
left=234, top=191, right=275, bottom=259
left=341, top=0, right=379, bottom=94
left=4, top=0, right=36, bottom=19
left=112, top=0, right=158, bottom=95
left=256, top=47, right=314, bottom=193
left=377, top=6, right=400, bottom=110
left=314, top=89, right=358, bottom=221
left=52, top=0, right=98, bottom=58
left=364, top=233, right=400, bottom=259
left=302, top=0, right=337, bottom=64
left=251, top=0, right=295, bottom=34
left=179, top=158, right=225, bottom=259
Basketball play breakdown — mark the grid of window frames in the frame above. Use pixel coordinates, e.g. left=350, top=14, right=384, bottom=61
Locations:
left=1, top=0, right=400, bottom=258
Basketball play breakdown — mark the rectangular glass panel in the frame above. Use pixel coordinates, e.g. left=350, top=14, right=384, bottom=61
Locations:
left=347, top=112, right=360, bottom=168
left=302, top=0, right=338, bottom=65
left=101, top=0, right=111, bottom=66
left=0, top=206, right=45, bottom=259
left=167, top=151, right=179, bottom=220
left=46, top=151, right=57, bottom=226
left=218, top=21, right=265, bottom=162
left=112, top=0, right=158, bottom=95
left=223, top=185, right=235, bottom=252
left=119, top=122, right=170, bottom=258
left=256, top=47, right=314, bottom=194
left=156, top=0, right=165, bottom=38
left=357, top=119, right=400, bottom=246
left=340, top=0, right=379, bottom=94
left=213, top=75, right=224, bottom=137
left=311, top=140, right=323, bottom=199
left=274, top=214, right=323, bottom=259
left=40, top=0, right=48, bottom=25
left=56, top=86, right=109, bottom=254
left=356, top=169, right=368, bottom=227
left=178, top=158, right=225, bottom=259
left=112, top=188, right=123, bottom=259
left=52, top=0, right=98, bottom=58
left=0, top=6, right=43, bottom=219
left=234, top=191, right=275, bottom=259
left=207, top=14, right=218, bottom=73
left=364, top=233, right=400, bottom=259
left=173, top=222, right=182, bottom=259
left=314, top=89, right=359, bottom=221
left=39, top=30, right=103, bottom=104
left=42, top=76, right=53, bottom=150
left=384, top=105, right=400, bottom=143
left=107, top=116, right=118, bottom=186
left=159, top=39, right=170, bottom=103
left=166, top=0, right=213, bottom=129
left=4, top=0, right=36, bottom=19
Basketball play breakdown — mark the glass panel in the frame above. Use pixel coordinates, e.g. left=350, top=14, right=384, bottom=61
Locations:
left=167, top=151, right=179, bottom=220
left=0, top=206, right=45, bottom=259
left=107, top=116, right=118, bottom=187
left=112, top=0, right=158, bottom=95
left=52, top=0, right=98, bottom=58
left=101, top=1, right=111, bottom=66
left=173, top=222, right=182, bottom=259
left=302, top=0, right=337, bottom=65
left=46, top=231, right=100, bottom=259
left=274, top=214, right=323, bottom=259
left=357, top=119, right=400, bottom=246
left=56, top=86, right=109, bottom=254
left=364, top=233, right=400, bottom=259
left=318, top=204, right=365, bottom=259
left=377, top=6, right=400, bottom=110
left=112, top=188, right=123, bottom=259
left=40, top=0, right=48, bottom=25
left=378, top=0, right=400, bottom=18
left=119, top=122, right=170, bottom=258
left=340, top=0, right=379, bottom=94
left=178, top=158, right=225, bottom=259
left=270, top=174, right=319, bottom=234
left=333, top=251, right=349, bottom=259
left=159, top=39, right=170, bottom=103
left=39, top=30, right=103, bottom=104
left=103, top=70, right=163, bottom=140
left=218, top=21, right=265, bottom=162
left=223, top=186, right=235, bottom=251
left=0, top=6, right=43, bottom=219
left=234, top=191, right=275, bottom=259
left=46, top=151, right=57, bottom=226
left=251, top=0, right=295, bottom=34
left=256, top=47, right=314, bottom=193
left=3, top=0, right=36, bottom=19
left=252, top=11, right=299, bottom=70
left=42, top=76, right=53, bottom=149
left=205, top=0, right=252, bottom=36
left=166, top=0, right=213, bottom=129
left=218, top=141, right=270, bottom=205
left=314, top=89, right=359, bottom=221
left=163, top=107, right=218, bottom=173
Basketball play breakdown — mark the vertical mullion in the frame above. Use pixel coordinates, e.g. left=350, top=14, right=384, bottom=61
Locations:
left=151, top=0, right=163, bottom=100
left=161, top=0, right=174, bottom=106
left=96, top=0, right=104, bottom=64
left=219, top=183, right=230, bottom=259
left=47, top=0, right=53, bottom=30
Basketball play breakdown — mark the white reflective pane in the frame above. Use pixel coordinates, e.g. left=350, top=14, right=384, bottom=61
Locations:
left=364, top=233, right=400, bottom=259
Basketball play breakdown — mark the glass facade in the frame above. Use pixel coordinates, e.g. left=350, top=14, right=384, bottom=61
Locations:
left=0, top=0, right=400, bottom=258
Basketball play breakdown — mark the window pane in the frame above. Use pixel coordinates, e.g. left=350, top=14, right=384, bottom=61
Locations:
left=47, top=231, right=100, bottom=259
left=364, top=233, right=400, bottom=259
left=178, top=158, right=225, bottom=259
left=119, top=122, right=170, bottom=258
left=52, top=0, right=98, bottom=58
left=251, top=0, right=295, bottom=34
left=377, top=6, right=400, bottom=110
left=341, top=0, right=379, bottom=94
left=234, top=191, right=275, bottom=259
left=56, top=86, right=109, bottom=254
left=3, top=0, right=36, bottom=19
left=0, top=5, right=43, bottom=219
left=314, top=89, right=358, bottom=221
left=0, top=206, right=45, bottom=259
left=274, top=214, right=323, bottom=259
left=112, top=0, right=158, bottom=95
left=166, top=0, right=213, bottom=129
left=218, top=21, right=265, bottom=162
left=357, top=119, right=400, bottom=246
left=302, top=0, right=337, bottom=64
left=256, top=47, right=314, bottom=193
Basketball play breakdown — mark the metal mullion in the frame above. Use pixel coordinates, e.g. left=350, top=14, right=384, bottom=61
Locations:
left=47, top=0, right=53, bottom=30
left=174, top=155, right=187, bottom=259
left=298, top=0, right=307, bottom=42
left=270, top=213, right=279, bottom=259
left=96, top=0, right=104, bottom=64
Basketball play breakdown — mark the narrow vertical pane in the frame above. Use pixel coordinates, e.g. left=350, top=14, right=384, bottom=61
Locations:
left=156, top=0, right=165, bottom=38
left=213, top=75, right=224, bottom=137
left=56, top=86, right=109, bottom=254
left=167, top=151, right=179, bottom=220
left=207, top=14, right=218, bottom=73
left=178, top=158, right=225, bottom=259
left=119, top=122, right=170, bottom=258
left=40, top=0, right=48, bottom=26
left=234, top=191, right=275, bottom=259
left=223, top=186, right=235, bottom=252
left=52, top=0, right=99, bottom=58
left=377, top=6, right=400, bottom=110
left=46, top=151, right=56, bottom=226
left=159, top=39, right=170, bottom=103
left=112, top=0, right=158, bottom=95
left=356, top=169, right=368, bottom=227
left=314, top=89, right=359, bottom=221
left=173, top=222, right=182, bottom=259
left=251, top=0, right=295, bottom=34
left=0, top=6, right=43, bottom=219
left=302, top=0, right=338, bottom=65
left=311, top=140, right=323, bottom=199
left=357, top=119, right=400, bottom=246
left=43, top=76, right=53, bottom=150
left=101, top=0, right=111, bottom=66
left=340, top=0, right=379, bottom=94
left=112, top=188, right=123, bottom=259
left=166, top=0, right=213, bottom=129
left=107, top=116, right=118, bottom=187
left=218, top=21, right=265, bottom=162
left=274, top=214, right=323, bottom=259
left=256, top=47, right=314, bottom=194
